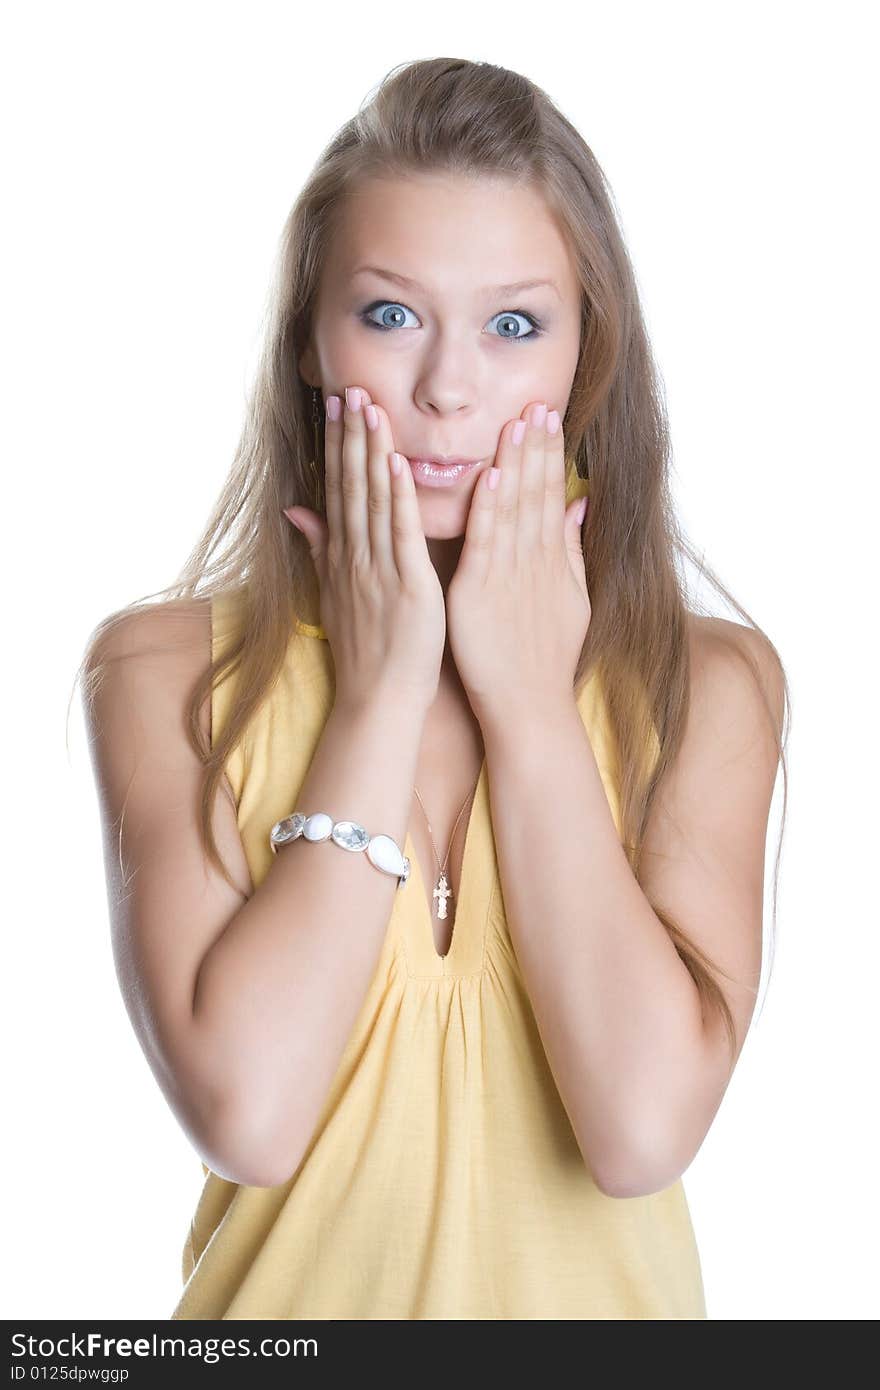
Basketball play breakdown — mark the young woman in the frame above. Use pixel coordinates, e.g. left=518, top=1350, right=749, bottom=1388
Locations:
left=80, top=57, right=789, bottom=1320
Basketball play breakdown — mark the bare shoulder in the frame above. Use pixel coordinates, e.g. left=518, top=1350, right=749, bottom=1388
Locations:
left=85, top=595, right=213, bottom=672
left=82, top=590, right=251, bottom=894
left=685, top=612, right=786, bottom=741
left=84, top=595, right=214, bottom=728
left=80, top=595, right=241, bottom=835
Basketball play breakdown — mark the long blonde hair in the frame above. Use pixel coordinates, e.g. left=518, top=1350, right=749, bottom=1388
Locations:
left=74, top=57, right=790, bottom=1065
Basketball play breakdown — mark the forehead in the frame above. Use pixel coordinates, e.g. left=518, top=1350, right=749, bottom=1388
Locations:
left=325, top=173, right=578, bottom=297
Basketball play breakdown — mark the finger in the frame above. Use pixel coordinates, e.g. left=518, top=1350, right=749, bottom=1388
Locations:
left=542, top=407, right=566, bottom=550
left=389, top=444, right=432, bottom=585
left=362, top=395, right=398, bottom=579
left=492, top=415, right=525, bottom=571
left=519, top=401, right=548, bottom=556
left=283, top=504, right=320, bottom=545
left=459, top=461, right=499, bottom=587
left=360, top=394, right=429, bottom=585
left=341, top=385, right=373, bottom=561
left=565, top=494, right=588, bottom=577
left=321, top=390, right=344, bottom=553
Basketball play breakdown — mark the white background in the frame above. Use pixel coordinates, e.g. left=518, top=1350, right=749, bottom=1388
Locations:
left=4, top=0, right=877, bottom=1321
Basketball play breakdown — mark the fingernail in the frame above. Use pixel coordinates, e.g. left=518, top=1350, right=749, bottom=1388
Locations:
left=283, top=508, right=302, bottom=531
left=547, top=409, right=560, bottom=435
left=512, top=419, right=527, bottom=445
left=577, top=499, right=588, bottom=525
left=326, top=395, right=342, bottom=422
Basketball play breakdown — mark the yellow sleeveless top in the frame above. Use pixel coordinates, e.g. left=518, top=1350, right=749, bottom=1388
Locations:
left=172, top=468, right=707, bottom=1321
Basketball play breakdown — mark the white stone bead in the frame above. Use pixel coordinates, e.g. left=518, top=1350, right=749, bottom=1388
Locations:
left=303, top=812, right=333, bottom=842
left=366, top=834, right=405, bottom=876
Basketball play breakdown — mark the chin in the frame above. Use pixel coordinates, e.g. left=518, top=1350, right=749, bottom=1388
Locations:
left=417, top=470, right=484, bottom=539
left=419, top=503, right=469, bottom=540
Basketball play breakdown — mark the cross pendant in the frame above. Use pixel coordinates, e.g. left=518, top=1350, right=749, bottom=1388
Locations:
left=433, top=871, right=452, bottom=920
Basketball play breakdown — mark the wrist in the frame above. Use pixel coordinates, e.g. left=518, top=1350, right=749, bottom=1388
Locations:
left=475, top=690, right=578, bottom=741
left=333, top=683, right=433, bottom=725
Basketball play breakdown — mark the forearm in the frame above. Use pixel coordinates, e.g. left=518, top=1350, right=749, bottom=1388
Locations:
left=480, top=698, right=704, bottom=1192
left=192, top=688, right=427, bottom=1185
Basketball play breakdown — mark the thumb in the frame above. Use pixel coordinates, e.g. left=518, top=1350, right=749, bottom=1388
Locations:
left=283, top=506, right=326, bottom=553
left=568, top=495, right=588, bottom=540
left=566, top=496, right=588, bottom=572
left=283, top=505, right=331, bottom=588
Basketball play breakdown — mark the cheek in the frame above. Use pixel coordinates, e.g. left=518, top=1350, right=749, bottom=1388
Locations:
left=317, top=316, right=384, bottom=377
left=495, top=356, right=563, bottom=407
left=326, top=337, right=410, bottom=405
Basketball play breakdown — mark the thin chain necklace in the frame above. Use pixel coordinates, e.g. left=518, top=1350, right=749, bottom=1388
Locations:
left=412, top=778, right=480, bottom=920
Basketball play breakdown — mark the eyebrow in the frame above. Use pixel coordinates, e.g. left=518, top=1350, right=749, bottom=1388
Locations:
left=350, top=265, right=561, bottom=301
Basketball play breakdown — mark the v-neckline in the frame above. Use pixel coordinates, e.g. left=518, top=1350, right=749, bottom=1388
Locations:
left=401, top=755, right=490, bottom=975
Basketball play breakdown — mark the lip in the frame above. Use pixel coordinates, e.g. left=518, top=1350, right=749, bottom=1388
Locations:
left=408, top=456, right=480, bottom=466
left=405, top=457, right=483, bottom=489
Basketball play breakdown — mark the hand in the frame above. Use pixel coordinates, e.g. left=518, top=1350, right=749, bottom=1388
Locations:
left=445, top=401, right=591, bottom=719
left=283, top=386, right=447, bottom=714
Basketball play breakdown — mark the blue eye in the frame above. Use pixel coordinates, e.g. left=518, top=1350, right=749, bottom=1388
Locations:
left=358, top=300, right=543, bottom=343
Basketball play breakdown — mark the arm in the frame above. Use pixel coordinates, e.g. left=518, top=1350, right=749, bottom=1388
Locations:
left=83, top=601, right=427, bottom=1188
left=192, top=689, right=427, bottom=1185
left=478, top=619, right=784, bottom=1198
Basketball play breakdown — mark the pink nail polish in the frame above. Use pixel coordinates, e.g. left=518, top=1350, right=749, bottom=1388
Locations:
left=512, top=420, right=526, bottom=445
